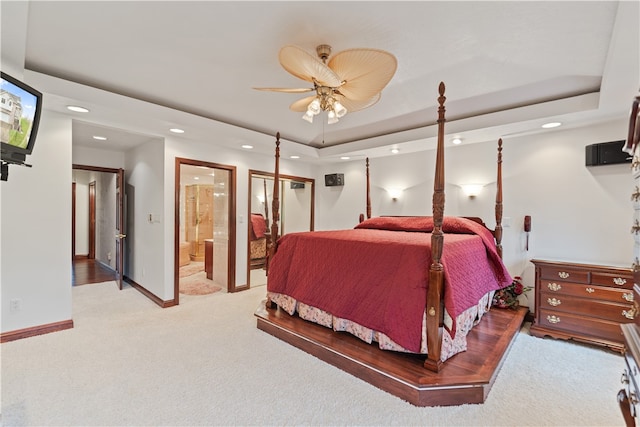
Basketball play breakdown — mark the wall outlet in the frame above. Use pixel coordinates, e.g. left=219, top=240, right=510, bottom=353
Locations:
left=10, top=298, right=22, bottom=313
left=107, top=252, right=112, bottom=261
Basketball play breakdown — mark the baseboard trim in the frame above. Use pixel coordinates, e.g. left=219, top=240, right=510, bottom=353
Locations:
left=1, top=319, right=74, bottom=343
left=123, top=276, right=177, bottom=308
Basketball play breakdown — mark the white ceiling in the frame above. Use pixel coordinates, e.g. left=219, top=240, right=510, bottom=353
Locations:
left=3, top=1, right=639, bottom=162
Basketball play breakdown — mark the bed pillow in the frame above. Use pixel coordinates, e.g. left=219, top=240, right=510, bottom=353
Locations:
left=354, top=216, right=434, bottom=232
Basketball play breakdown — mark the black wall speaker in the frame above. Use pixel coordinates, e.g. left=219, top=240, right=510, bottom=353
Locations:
left=324, top=173, right=344, bottom=187
left=585, top=140, right=631, bottom=166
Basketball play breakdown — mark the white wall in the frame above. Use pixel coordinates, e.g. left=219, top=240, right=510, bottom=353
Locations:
left=1, top=110, right=73, bottom=333
left=313, top=118, right=632, bottom=308
left=124, top=140, right=166, bottom=298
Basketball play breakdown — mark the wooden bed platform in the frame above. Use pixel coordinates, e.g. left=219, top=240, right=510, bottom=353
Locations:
left=255, top=303, right=527, bottom=407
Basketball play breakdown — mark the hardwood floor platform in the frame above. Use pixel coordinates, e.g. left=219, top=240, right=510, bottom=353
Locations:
left=72, top=258, right=116, bottom=286
left=255, top=303, right=527, bottom=407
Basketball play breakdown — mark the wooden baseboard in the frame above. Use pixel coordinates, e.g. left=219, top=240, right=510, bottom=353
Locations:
left=1, top=319, right=74, bottom=343
left=123, top=276, right=177, bottom=308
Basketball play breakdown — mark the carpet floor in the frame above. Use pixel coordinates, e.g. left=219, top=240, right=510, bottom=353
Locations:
left=0, top=281, right=626, bottom=426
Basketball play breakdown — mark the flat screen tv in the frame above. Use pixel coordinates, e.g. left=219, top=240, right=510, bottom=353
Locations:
left=1, top=71, right=43, bottom=165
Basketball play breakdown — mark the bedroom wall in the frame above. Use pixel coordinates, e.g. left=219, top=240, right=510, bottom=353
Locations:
left=314, top=117, right=632, bottom=308
left=164, top=137, right=318, bottom=290
left=1, top=110, right=73, bottom=333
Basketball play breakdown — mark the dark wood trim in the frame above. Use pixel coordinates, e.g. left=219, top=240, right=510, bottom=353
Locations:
left=174, top=157, right=237, bottom=301
left=74, top=254, right=89, bottom=260
left=72, top=164, right=121, bottom=174
left=123, top=276, right=176, bottom=308
left=72, top=182, right=76, bottom=257
left=1, top=319, right=74, bottom=343
left=256, top=304, right=527, bottom=407
left=88, top=181, right=96, bottom=259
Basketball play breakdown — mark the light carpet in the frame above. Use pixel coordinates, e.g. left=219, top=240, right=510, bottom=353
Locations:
left=1, top=281, right=626, bottom=426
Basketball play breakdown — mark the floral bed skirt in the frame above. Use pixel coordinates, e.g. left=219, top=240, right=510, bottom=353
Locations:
left=267, top=290, right=495, bottom=362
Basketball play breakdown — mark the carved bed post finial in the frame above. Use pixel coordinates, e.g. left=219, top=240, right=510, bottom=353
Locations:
left=267, top=133, right=281, bottom=272
left=366, top=157, right=371, bottom=220
left=495, top=138, right=504, bottom=259
left=425, top=82, right=446, bottom=372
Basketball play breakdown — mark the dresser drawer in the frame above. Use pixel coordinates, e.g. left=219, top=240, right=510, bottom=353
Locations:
left=541, top=280, right=635, bottom=304
left=538, top=309, right=624, bottom=343
left=540, top=267, right=589, bottom=283
left=539, top=292, right=634, bottom=323
left=591, top=271, right=633, bottom=289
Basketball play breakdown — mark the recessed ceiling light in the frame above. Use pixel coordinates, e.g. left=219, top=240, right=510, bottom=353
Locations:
left=290, top=155, right=300, bottom=159
left=340, top=156, right=350, bottom=160
left=67, top=105, right=89, bottom=113
left=242, top=144, right=253, bottom=149
left=391, top=148, right=399, bottom=154
left=194, top=176, right=200, bottom=180
left=92, top=136, right=107, bottom=141
left=542, top=122, right=562, bottom=129
left=452, top=137, right=462, bottom=145
left=169, top=128, right=185, bottom=134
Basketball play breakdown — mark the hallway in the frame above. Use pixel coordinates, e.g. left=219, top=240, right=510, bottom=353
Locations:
left=72, top=258, right=116, bottom=286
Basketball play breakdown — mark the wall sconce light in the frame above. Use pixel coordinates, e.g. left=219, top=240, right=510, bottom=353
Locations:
left=388, top=188, right=403, bottom=201
left=461, top=184, right=483, bottom=198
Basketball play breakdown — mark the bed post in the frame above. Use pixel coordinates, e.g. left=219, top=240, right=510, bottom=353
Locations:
left=267, top=133, right=281, bottom=269
left=263, top=178, right=270, bottom=230
left=359, top=157, right=372, bottom=223
left=424, top=82, right=446, bottom=372
left=494, top=139, right=504, bottom=259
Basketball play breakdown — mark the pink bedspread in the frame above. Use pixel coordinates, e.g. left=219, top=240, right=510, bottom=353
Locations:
left=267, top=216, right=512, bottom=353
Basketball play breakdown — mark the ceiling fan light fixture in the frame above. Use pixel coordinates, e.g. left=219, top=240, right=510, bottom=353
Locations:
left=308, top=98, right=321, bottom=115
left=333, top=101, right=347, bottom=118
left=302, top=111, right=314, bottom=123
left=327, top=110, right=339, bottom=124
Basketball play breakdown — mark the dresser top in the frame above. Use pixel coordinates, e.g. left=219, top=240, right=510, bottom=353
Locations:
left=531, top=258, right=632, bottom=273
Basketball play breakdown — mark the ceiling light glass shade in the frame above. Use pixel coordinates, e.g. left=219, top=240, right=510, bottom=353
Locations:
left=333, top=101, right=347, bottom=118
left=327, top=110, right=339, bottom=124
left=302, top=111, right=314, bottom=123
left=308, top=98, right=321, bottom=115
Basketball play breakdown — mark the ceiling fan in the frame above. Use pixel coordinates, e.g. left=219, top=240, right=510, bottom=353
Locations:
left=254, top=44, right=397, bottom=124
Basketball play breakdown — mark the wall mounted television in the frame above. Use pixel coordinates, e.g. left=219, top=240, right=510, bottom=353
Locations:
left=1, top=71, right=43, bottom=165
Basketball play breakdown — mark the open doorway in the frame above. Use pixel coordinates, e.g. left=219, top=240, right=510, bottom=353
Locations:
left=72, top=165, right=124, bottom=287
left=174, top=158, right=236, bottom=302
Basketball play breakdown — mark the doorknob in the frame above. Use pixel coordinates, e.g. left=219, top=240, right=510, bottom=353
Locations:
left=116, top=234, right=126, bottom=239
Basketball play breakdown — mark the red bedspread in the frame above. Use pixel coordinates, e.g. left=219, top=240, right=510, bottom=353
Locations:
left=267, top=216, right=512, bottom=353
left=250, top=213, right=267, bottom=240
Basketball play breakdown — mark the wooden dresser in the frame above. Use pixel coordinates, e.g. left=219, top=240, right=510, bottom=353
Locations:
left=530, top=259, right=634, bottom=352
left=619, top=95, right=640, bottom=427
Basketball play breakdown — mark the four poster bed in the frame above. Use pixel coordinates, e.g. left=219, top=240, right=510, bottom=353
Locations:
left=256, top=82, right=526, bottom=406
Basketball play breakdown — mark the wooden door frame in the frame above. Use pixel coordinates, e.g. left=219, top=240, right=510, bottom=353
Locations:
left=88, top=181, right=96, bottom=259
left=174, top=158, right=236, bottom=305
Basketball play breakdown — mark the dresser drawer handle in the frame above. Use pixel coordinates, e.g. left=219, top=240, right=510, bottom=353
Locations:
left=547, top=297, right=561, bottom=307
left=624, top=292, right=635, bottom=302
left=633, top=186, right=640, bottom=202
left=614, top=277, right=628, bottom=286
left=558, top=271, right=570, bottom=279
left=623, top=303, right=639, bottom=320
left=585, top=287, right=595, bottom=293
left=546, top=315, right=561, bottom=324
left=623, top=371, right=630, bottom=384
left=547, top=282, right=562, bottom=292
left=632, top=219, right=640, bottom=235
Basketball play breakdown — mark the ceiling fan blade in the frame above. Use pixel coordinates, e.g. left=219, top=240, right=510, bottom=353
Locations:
left=253, top=87, right=314, bottom=93
left=289, top=95, right=317, bottom=113
left=329, top=48, right=397, bottom=101
left=279, top=45, right=342, bottom=87
left=335, top=93, right=381, bottom=113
